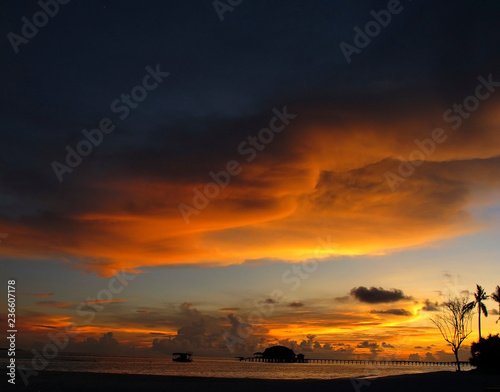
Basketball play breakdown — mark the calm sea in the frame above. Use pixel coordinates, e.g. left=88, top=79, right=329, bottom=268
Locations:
left=4, top=352, right=468, bottom=380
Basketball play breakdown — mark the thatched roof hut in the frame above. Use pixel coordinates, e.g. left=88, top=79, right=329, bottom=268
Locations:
left=262, top=345, right=296, bottom=362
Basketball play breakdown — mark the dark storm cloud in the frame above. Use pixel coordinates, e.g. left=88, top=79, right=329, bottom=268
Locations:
left=69, top=332, right=121, bottom=354
left=1, top=0, right=499, bottom=183
left=1, top=0, right=500, bottom=273
left=278, top=337, right=355, bottom=359
left=288, top=301, right=304, bottom=308
left=370, top=308, right=411, bottom=316
left=350, top=286, right=412, bottom=303
left=357, top=341, right=380, bottom=355
left=151, top=309, right=238, bottom=355
left=421, top=299, right=440, bottom=312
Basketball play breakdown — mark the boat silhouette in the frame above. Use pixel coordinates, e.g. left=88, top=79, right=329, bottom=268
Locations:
left=172, top=352, right=193, bottom=362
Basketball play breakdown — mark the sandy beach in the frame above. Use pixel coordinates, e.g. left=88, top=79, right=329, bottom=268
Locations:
left=9, top=370, right=500, bottom=392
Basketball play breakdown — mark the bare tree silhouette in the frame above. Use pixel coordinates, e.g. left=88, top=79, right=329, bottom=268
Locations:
left=431, top=294, right=475, bottom=372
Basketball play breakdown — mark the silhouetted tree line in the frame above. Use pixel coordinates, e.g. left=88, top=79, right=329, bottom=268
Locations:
left=470, top=334, right=500, bottom=374
left=431, top=284, right=500, bottom=373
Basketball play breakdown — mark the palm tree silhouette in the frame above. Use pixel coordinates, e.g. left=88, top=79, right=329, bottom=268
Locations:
left=491, top=286, right=500, bottom=324
left=472, top=284, right=489, bottom=340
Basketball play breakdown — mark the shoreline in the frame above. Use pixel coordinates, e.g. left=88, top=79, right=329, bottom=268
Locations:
left=10, top=370, right=500, bottom=392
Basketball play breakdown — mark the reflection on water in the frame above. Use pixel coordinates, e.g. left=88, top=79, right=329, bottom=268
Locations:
left=4, top=353, right=461, bottom=380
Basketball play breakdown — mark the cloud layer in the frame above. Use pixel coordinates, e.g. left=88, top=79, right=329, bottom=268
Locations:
left=350, top=287, right=412, bottom=304
left=2, top=95, right=500, bottom=276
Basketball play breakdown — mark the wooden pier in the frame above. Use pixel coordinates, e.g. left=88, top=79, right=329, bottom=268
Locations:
left=238, top=357, right=470, bottom=367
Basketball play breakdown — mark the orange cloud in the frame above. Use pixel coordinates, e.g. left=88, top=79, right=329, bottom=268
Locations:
left=11, top=292, right=457, bottom=358
left=2, top=99, right=500, bottom=276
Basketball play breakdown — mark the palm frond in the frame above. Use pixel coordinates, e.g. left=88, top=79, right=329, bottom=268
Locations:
left=491, top=286, right=500, bottom=303
left=480, top=302, right=488, bottom=317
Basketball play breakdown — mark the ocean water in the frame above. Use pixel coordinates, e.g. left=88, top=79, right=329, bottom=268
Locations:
left=4, top=353, right=469, bottom=380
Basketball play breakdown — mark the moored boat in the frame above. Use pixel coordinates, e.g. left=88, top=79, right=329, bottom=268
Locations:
left=172, top=352, right=193, bottom=362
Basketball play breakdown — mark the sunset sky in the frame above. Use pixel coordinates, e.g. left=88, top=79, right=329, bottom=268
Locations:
left=1, top=1, right=500, bottom=362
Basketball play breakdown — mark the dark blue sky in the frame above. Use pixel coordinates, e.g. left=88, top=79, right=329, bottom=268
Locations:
left=3, top=0, right=500, bottom=358
left=1, top=0, right=500, bottom=250
left=2, top=1, right=498, bottom=179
